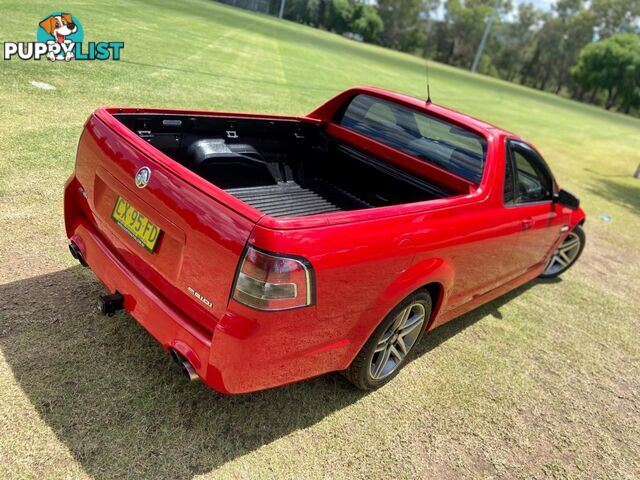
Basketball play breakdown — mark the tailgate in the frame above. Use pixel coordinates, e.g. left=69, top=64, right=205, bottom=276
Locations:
left=73, top=113, right=257, bottom=331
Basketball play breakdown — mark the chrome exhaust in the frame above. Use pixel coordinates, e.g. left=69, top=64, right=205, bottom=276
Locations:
left=68, top=241, right=88, bottom=267
left=170, top=349, right=200, bottom=382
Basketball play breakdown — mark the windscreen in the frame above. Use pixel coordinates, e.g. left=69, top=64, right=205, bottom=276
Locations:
left=339, top=94, right=487, bottom=183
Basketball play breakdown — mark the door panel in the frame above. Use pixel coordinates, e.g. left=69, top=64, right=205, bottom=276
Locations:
left=505, top=140, right=564, bottom=273
left=411, top=203, right=526, bottom=313
left=513, top=202, right=563, bottom=270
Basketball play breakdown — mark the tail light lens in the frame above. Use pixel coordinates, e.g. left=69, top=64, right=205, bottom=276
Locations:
left=232, top=246, right=315, bottom=311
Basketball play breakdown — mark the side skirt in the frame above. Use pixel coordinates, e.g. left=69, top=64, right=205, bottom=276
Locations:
left=428, top=263, right=545, bottom=331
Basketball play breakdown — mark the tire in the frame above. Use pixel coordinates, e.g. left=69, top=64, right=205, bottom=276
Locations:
left=345, top=291, right=432, bottom=390
left=539, top=224, right=585, bottom=279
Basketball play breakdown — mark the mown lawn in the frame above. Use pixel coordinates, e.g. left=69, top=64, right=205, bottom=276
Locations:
left=1, top=0, right=639, bottom=478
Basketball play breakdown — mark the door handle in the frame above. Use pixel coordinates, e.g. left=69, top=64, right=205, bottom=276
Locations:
left=522, top=217, right=534, bottom=230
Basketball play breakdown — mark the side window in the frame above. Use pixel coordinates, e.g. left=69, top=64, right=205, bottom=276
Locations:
left=339, top=94, right=487, bottom=183
left=364, top=102, right=396, bottom=128
left=507, top=141, right=553, bottom=204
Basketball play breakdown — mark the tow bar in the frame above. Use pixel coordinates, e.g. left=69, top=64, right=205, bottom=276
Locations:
left=97, top=292, right=125, bottom=316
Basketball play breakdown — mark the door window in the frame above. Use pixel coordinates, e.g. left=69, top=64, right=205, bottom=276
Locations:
left=504, top=141, right=554, bottom=205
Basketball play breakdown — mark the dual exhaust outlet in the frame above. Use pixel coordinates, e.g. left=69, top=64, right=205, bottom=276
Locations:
left=70, top=241, right=200, bottom=382
left=69, top=241, right=88, bottom=267
left=169, top=349, right=200, bottom=382
left=95, top=292, right=199, bottom=382
left=94, top=294, right=199, bottom=382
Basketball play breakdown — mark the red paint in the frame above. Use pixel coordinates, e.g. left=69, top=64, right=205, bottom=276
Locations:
left=64, top=87, right=585, bottom=393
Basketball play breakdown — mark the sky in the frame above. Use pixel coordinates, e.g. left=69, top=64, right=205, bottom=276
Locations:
left=528, top=0, right=555, bottom=9
left=432, top=0, right=556, bottom=21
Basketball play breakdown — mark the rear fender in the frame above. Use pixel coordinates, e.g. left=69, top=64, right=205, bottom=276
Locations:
left=374, top=257, right=455, bottom=326
left=343, top=256, right=455, bottom=367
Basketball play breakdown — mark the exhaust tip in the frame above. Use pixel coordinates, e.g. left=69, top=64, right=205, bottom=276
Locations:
left=69, top=242, right=88, bottom=267
left=170, top=349, right=200, bottom=382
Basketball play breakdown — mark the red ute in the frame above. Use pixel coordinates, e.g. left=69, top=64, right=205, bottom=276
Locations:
left=64, top=87, right=586, bottom=393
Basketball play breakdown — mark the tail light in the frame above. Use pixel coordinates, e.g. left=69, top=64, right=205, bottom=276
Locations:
left=232, top=246, right=315, bottom=311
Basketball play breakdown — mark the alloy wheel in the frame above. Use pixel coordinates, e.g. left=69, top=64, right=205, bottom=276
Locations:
left=369, top=302, right=426, bottom=380
left=544, top=231, right=582, bottom=276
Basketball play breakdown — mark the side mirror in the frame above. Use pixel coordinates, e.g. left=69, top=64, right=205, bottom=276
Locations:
left=553, top=189, right=580, bottom=210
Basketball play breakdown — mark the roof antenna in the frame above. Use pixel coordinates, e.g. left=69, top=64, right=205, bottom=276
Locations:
left=425, top=56, right=432, bottom=104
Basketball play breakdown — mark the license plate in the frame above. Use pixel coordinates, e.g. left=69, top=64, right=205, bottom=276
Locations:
left=111, top=196, right=161, bottom=253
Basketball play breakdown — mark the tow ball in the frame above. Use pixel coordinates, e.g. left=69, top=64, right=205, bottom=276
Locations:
left=97, top=292, right=124, bottom=316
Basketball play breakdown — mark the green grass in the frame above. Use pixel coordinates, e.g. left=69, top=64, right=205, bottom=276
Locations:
left=1, top=0, right=639, bottom=478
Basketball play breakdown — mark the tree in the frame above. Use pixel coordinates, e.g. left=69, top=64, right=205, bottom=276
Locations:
left=433, top=0, right=511, bottom=69
left=526, top=15, right=564, bottom=90
left=572, top=33, right=640, bottom=111
left=351, top=3, right=384, bottom=43
left=377, top=0, right=426, bottom=52
left=326, top=0, right=355, bottom=33
left=322, top=0, right=383, bottom=42
left=492, top=2, right=541, bottom=81
left=517, top=0, right=597, bottom=94
left=552, top=0, right=598, bottom=94
left=591, top=0, right=640, bottom=39
left=278, top=0, right=323, bottom=26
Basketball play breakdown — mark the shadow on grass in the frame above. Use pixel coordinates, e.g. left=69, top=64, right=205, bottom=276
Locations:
left=413, top=277, right=555, bottom=357
left=587, top=177, right=640, bottom=215
left=0, top=266, right=548, bottom=479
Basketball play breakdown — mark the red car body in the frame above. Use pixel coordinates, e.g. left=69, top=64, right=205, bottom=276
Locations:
left=64, top=87, right=585, bottom=393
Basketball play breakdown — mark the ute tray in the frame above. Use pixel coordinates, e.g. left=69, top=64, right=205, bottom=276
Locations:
left=225, top=180, right=371, bottom=217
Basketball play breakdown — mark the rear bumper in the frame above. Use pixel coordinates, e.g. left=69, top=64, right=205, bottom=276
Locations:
left=65, top=178, right=355, bottom=394
left=69, top=219, right=221, bottom=386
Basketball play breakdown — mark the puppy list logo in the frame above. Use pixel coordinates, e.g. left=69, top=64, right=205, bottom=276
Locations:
left=3, top=12, right=124, bottom=62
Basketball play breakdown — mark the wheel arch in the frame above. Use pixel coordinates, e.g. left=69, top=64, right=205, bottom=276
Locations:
left=420, top=281, right=445, bottom=329
left=344, top=257, right=455, bottom=367
left=342, top=263, right=452, bottom=386
left=371, top=256, right=454, bottom=327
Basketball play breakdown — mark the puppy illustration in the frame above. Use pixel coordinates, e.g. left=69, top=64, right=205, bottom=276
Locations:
left=39, top=13, right=77, bottom=62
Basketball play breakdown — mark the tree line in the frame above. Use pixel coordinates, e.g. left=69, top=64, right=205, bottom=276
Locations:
left=265, top=0, right=640, bottom=116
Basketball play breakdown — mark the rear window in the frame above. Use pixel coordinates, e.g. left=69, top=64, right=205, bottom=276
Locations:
left=339, top=94, right=487, bottom=183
